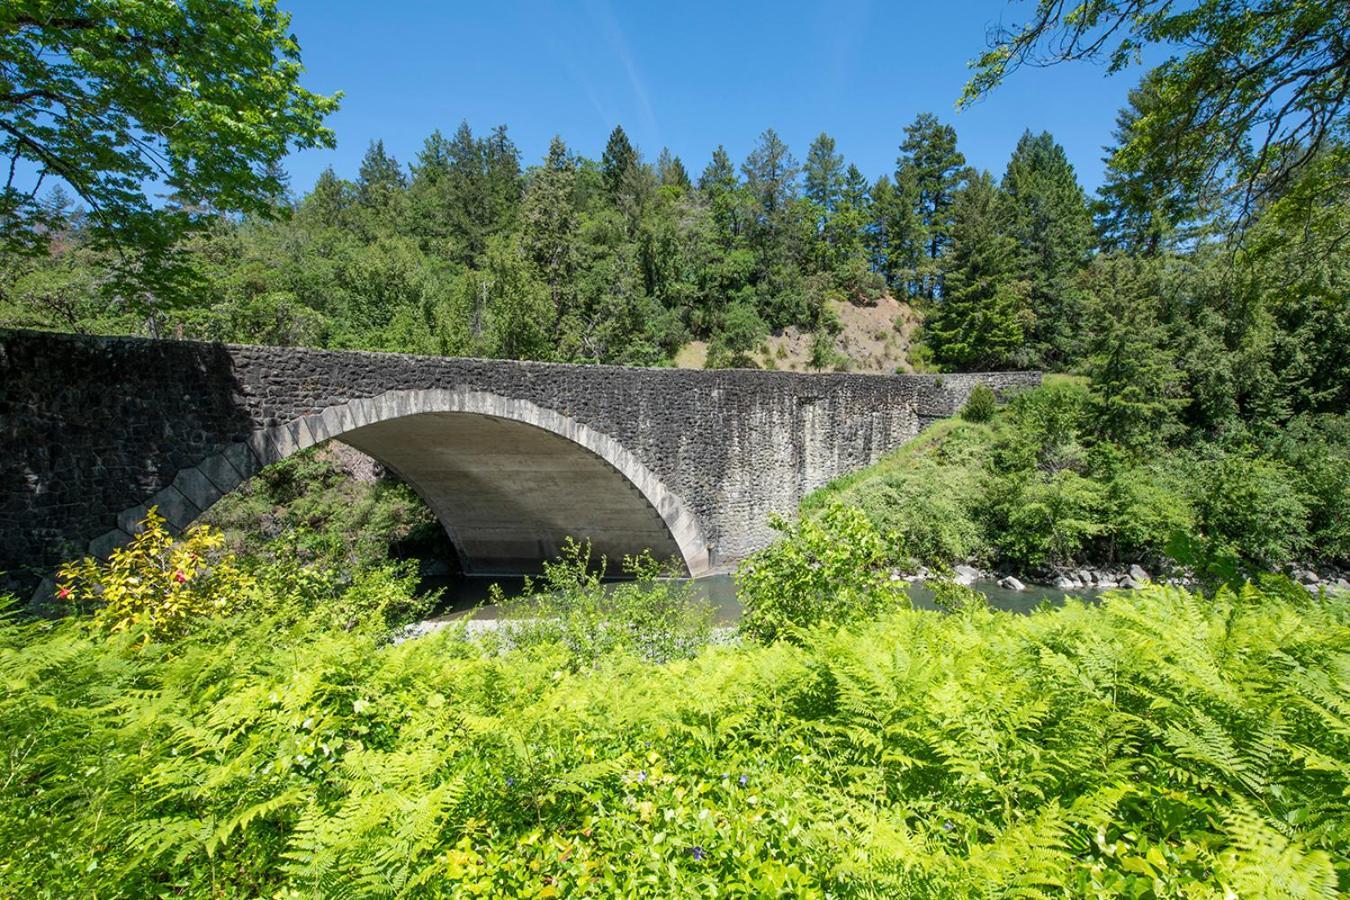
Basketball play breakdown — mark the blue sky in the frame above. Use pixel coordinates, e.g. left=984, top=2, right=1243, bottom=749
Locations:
left=281, top=0, right=1157, bottom=196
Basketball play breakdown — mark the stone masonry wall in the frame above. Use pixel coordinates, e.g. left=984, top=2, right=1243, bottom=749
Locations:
left=0, top=329, right=1040, bottom=597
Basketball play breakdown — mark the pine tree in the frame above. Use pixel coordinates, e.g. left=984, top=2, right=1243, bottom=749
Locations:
left=891, top=113, right=967, bottom=300
left=741, top=129, right=799, bottom=216
left=803, top=133, right=844, bottom=212
left=356, top=140, right=407, bottom=209
left=923, top=172, right=1026, bottom=370
left=602, top=126, right=637, bottom=199
left=520, top=136, right=580, bottom=321
left=1096, top=72, right=1204, bottom=256
left=1002, top=130, right=1092, bottom=366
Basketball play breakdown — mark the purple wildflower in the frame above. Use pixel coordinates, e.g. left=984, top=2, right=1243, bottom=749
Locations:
left=637, top=770, right=647, bottom=783
left=690, top=846, right=706, bottom=861
left=943, top=821, right=955, bottom=832
left=738, top=774, right=749, bottom=788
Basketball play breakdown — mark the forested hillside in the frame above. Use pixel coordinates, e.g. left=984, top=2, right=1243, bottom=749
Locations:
left=3, top=109, right=1345, bottom=428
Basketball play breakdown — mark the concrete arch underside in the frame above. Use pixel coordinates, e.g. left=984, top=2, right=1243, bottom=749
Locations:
left=93, top=389, right=712, bottom=581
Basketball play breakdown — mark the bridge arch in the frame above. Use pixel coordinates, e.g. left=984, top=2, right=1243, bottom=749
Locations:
left=90, top=388, right=712, bottom=579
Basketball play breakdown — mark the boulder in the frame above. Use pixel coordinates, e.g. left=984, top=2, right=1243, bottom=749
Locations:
left=1054, top=576, right=1077, bottom=591
left=953, top=564, right=980, bottom=586
left=1297, top=569, right=1320, bottom=585
left=1128, top=564, right=1150, bottom=583
left=999, top=576, right=1026, bottom=592
left=1118, top=576, right=1139, bottom=589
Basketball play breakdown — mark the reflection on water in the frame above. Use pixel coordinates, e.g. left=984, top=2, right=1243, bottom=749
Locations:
left=423, top=572, right=1102, bottom=625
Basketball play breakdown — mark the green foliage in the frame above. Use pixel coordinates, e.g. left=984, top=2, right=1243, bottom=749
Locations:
left=1001, top=130, right=1093, bottom=366
left=1, top=579, right=1345, bottom=895
left=738, top=503, right=908, bottom=644
left=964, top=1, right=1350, bottom=231
left=494, top=539, right=713, bottom=670
left=960, top=384, right=998, bottom=422
left=807, top=380, right=1345, bottom=573
left=883, top=113, right=969, bottom=301
left=1185, top=455, right=1310, bottom=573
left=200, top=443, right=449, bottom=574
left=0, top=0, right=339, bottom=296
left=57, top=508, right=253, bottom=641
left=989, top=468, right=1107, bottom=568
left=923, top=171, right=1027, bottom=370
left=1083, top=255, right=1186, bottom=449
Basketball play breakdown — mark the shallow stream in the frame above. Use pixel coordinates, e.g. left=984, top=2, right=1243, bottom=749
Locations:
left=421, top=572, right=1103, bottom=626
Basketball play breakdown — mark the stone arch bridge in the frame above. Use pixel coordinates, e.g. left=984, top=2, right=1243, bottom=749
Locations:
left=0, top=329, right=1039, bottom=599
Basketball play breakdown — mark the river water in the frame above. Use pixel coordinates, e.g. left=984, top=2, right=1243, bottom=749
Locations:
left=423, top=572, right=1102, bottom=625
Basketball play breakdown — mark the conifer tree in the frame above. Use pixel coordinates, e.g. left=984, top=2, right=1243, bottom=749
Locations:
left=484, top=124, right=523, bottom=233
left=803, top=133, right=844, bottom=212
left=1084, top=259, right=1187, bottom=449
left=699, top=145, right=746, bottom=244
left=698, top=146, right=737, bottom=195
left=741, top=129, right=799, bottom=216
left=841, top=164, right=870, bottom=209
left=656, top=148, right=691, bottom=190
left=300, top=167, right=355, bottom=230
left=602, top=125, right=637, bottom=199
left=890, top=114, right=967, bottom=300
left=923, top=172, right=1025, bottom=370
left=1002, top=130, right=1092, bottom=366
left=356, top=139, right=407, bottom=209
left=1096, top=73, right=1205, bottom=256
left=521, top=136, right=580, bottom=321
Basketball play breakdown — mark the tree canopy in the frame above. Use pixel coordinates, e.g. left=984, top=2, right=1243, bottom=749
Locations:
left=963, top=0, right=1350, bottom=230
left=0, top=0, right=339, bottom=294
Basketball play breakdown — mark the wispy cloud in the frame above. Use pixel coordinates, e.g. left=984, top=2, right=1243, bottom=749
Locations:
left=539, top=8, right=615, bottom=132
left=584, top=0, right=661, bottom=151
left=829, top=0, right=872, bottom=99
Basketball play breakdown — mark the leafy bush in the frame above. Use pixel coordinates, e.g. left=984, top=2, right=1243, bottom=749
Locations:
left=738, top=503, right=908, bottom=643
left=1187, top=455, right=1310, bottom=570
left=250, top=559, right=433, bottom=633
left=988, top=468, right=1107, bottom=567
left=495, top=539, right=713, bottom=669
left=851, top=457, right=988, bottom=566
left=1101, top=464, right=1194, bottom=560
left=0, top=581, right=1344, bottom=896
left=58, top=508, right=254, bottom=641
left=960, top=383, right=997, bottom=422
left=201, top=443, right=450, bottom=573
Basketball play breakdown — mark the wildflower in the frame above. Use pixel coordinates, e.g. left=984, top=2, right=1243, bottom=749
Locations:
left=637, top=770, right=647, bottom=783
left=173, top=570, right=187, bottom=583
left=505, top=777, right=515, bottom=788
left=943, top=821, right=955, bottom=832
left=56, top=586, right=72, bottom=600
left=738, top=774, right=748, bottom=788
left=690, top=846, right=706, bottom=861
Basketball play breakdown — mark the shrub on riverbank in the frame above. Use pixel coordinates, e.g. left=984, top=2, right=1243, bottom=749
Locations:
left=492, top=539, right=713, bottom=669
left=1, top=579, right=1345, bottom=896
left=806, top=381, right=1349, bottom=577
